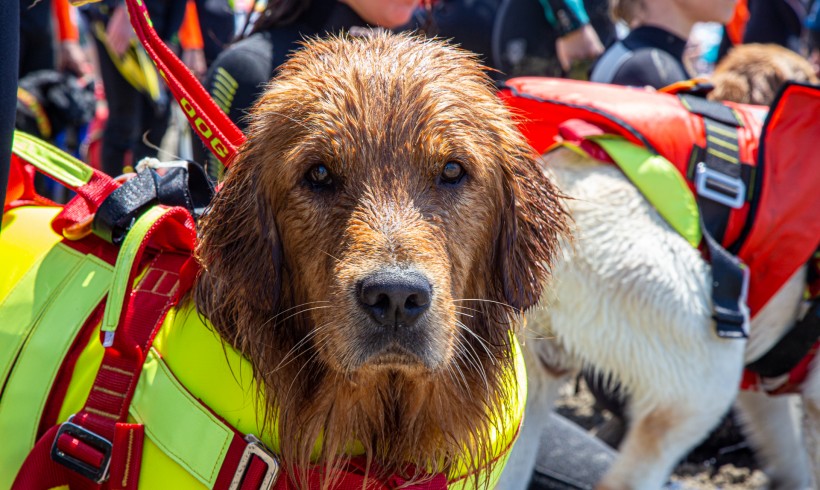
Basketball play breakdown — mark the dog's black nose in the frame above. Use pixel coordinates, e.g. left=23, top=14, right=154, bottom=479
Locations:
left=358, top=269, right=432, bottom=326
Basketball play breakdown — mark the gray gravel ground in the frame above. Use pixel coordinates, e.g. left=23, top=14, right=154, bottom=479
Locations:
left=554, top=380, right=769, bottom=489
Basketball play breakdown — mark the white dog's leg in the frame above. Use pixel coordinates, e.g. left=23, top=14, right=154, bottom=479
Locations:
left=735, top=391, right=812, bottom=489
left=736, top=266, right=812, bottom=489
left=597, top=386, right=739, bottom=490
left=800, top=363, right=820, bottom=489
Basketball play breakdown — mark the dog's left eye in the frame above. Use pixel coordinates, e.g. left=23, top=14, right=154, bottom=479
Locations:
left=439, top=161, right=466, bottom=185
left=305, top=164, right=333, bottom=187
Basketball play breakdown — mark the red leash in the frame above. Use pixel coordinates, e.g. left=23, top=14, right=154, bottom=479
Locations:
left=122, top=0, right=246, bottom=169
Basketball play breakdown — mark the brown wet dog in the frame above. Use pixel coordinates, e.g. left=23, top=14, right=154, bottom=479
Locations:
left=709, top=43, right=819, bottom=106
left=194, top=32, right=568, bottom=487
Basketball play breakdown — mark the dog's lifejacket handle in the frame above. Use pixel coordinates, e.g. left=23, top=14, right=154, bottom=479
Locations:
left=122, top=0, right=246, bottom=169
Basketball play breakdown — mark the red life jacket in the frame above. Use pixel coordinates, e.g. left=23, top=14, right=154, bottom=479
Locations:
left=499, top=78, right=820, bottom=318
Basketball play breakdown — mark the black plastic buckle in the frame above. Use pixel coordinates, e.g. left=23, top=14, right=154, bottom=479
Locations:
left=50, top=417, right=112, bottom=484
left=713, top=306, right=747, bottom=339
left=229, top=435, right=281, bottom=490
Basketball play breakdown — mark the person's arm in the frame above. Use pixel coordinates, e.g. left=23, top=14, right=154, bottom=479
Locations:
left=53, top=0, right=92, bottom=75
left=539, top=0, right=603, bottom=72
left=539, top=0, right=589, bottom=36
left=179, top=0, right=207, bottom=80
left=201, top=37, right=272, bottom=180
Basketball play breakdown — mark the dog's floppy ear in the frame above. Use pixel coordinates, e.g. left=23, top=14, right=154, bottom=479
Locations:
left=495, top=145, right=568, bottom=311
left=194, top=150, right=283, bottom=335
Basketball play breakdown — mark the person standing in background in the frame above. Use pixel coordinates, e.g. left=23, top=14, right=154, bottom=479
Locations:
left=415, top=0, right=610, bottom=79
left=20, top=0, right=90, bottom=78
left=590, top=0, right=738, bottom=88
left=194, top=0, right=237, bottom=67
left=81, top=0, right=187, bottom=177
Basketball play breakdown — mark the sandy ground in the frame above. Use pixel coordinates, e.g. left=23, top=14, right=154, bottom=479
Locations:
left=554, top=380, right=769, bottom=489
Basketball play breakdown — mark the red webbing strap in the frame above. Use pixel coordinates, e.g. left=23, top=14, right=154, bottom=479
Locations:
left=12, top=253, right=190, bottom=489
left=209, top=433, right=449, bottom=490
left=109, top=423, right=144, bottom=490
left=122, top=0, right=245, bottom=168
left=211, top=434, right=450, bottom=490
left=72, top=253, right=191, bottom=438
left=51, top=168, right=121, bottom=237
left=12, top=426, right=93, bottom=490
left=12, top=207, right=197, bottom=489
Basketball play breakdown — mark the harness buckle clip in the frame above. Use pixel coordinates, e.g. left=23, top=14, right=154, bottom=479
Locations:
left=51, top=416, right=113, bottom=484
left=695, top=162, right=746, bottom=209
left=229, top=434, right=281, bottom=490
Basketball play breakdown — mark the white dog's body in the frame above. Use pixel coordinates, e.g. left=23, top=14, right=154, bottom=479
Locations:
left=505, top=147, right=816, bottom=489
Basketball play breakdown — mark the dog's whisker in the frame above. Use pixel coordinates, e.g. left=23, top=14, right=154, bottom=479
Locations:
left=454, top=320, right=497, bottom=366
left=451, top=298, right=517, bottom=310
left=282, top=338, right=331, bottom=402
left=261, top=305, right=334, bottom=329
left=451, top=304, right=482, bottom=314
left=460, top=334, right=491, bottom=393
left=266, top=300, right=333, bottom=323
left=268, top=323, right=332, bottom=374
left=444, top=359, right=470, bottom=394
left=453, top=331, right=489, bottom=394
left=318, top=248, right=342, bottom=263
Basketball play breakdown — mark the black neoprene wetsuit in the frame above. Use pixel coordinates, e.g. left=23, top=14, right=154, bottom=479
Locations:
left=0, top=0, right=20, bottom=219
left=20, top=0, right=56, bottom=78
left=590, top=25, right=690, bottom=89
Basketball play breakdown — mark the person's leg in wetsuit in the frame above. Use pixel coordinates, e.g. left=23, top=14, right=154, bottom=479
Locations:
left=1, top=0, right=21, bottom=218
left=19, top=0, right=57, bottom=78
left=94, top=0, right=187, bottom=176
left=94, top=34, right=143, bottom=176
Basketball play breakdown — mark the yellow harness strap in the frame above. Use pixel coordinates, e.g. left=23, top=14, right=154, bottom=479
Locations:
left=0, top=207, right=113, bottom=487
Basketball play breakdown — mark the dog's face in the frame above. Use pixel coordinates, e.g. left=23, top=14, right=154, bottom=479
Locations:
left=195, top=32, right=567, bottom=478
left=262, top=53, right=537, bottom=375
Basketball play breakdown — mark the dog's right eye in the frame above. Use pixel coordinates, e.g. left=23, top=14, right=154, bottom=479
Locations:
left=305, top=164, right=333, bottom=187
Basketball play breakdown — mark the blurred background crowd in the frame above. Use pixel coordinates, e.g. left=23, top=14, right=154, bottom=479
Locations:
left=14, top=0, right=820, bottom=190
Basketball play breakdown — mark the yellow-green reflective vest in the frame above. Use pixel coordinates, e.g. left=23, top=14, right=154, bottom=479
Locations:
left=0, top=205, right=526, bottom=489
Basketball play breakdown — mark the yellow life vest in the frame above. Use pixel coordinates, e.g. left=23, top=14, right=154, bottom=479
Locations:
left=0, top=205, right=526, bottom=489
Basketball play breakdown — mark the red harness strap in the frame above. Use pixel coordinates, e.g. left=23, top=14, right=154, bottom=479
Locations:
left=122, top=0, right=245, bottom=169
left=740, top=342, right=820, bottom=395
left=13, top=207, right=197, bottom=489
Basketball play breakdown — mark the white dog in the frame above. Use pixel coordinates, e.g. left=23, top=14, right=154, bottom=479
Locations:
left=502, top=144, right=817, bottom=490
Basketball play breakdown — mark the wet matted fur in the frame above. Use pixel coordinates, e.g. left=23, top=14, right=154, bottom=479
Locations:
left=194, top=32, right=569, bottom=488
left=515, top=148, right=818, bottom=489
left=708, top=43, right=819, bottom=106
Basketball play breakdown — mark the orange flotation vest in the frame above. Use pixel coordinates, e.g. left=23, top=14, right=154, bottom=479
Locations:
left=499, top=78, right=820, bottom=320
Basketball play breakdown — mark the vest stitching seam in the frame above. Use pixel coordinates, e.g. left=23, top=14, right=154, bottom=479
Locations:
left=86, top=406, right=119, bottom=420
left=101, top=365, right=133, bottom=376
left=92, top=386, right=126, bottom=398
left=122, top=428, right=134, bottom=487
